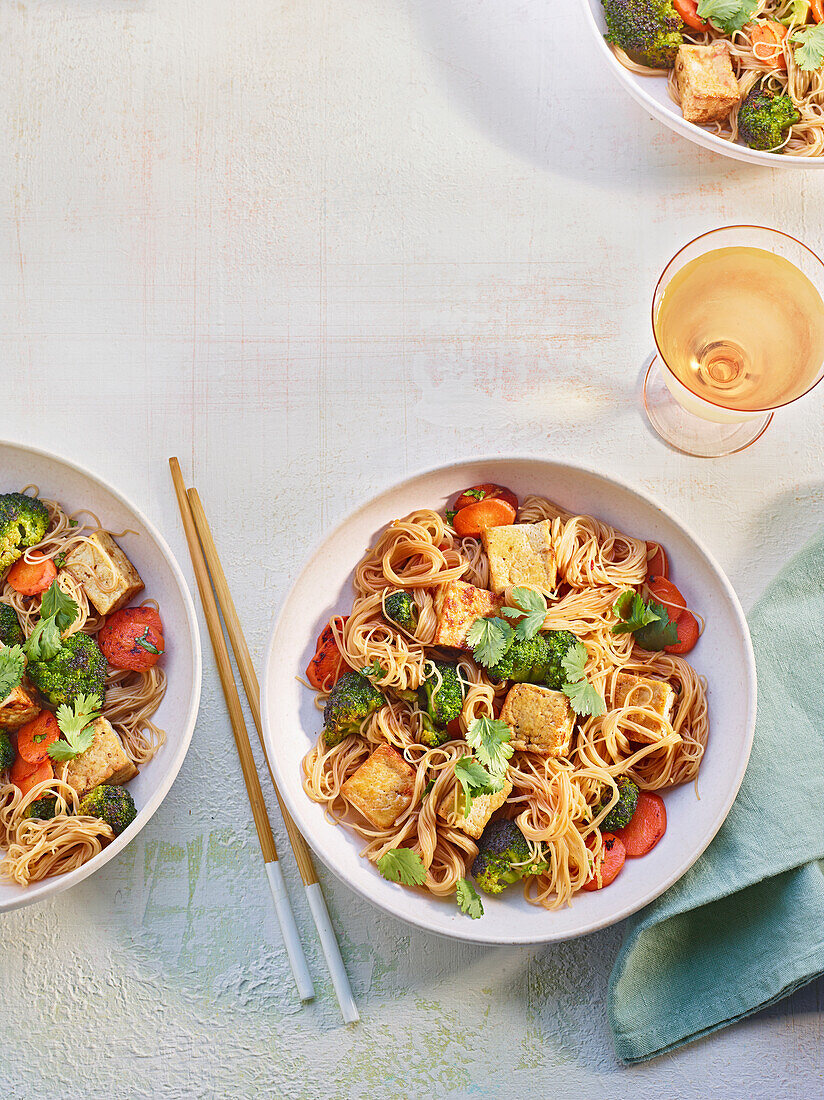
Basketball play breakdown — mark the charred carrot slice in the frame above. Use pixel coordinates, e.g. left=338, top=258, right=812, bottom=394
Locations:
left=645, top=541, right=669, bottom=580
left=6, top=555, right=57, bottom=597
left=665, top=609, right=700, bottom=655
left=15, top=760, right=54, bottom=797
left=16, top=712, right=59, bottom=765
left=453, top=498, right=516, bottom=538
left=306, top=617, right=348, bottom=690
left=615, top=792, right=667, bottom=857
left=453, top=484, right=519, bottom=514
left=582, top=833, right=626, bottom=890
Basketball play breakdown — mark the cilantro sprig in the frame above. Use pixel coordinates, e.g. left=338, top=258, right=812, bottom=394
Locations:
left=793, top=24, right=824, bottom=70
left=561, top=642, right=605, bottom=718
left=611, top=589, right=678, bottom=651
left=23, top=581, right=79, bottom=662
left=376, top=847, right=427, bottom=886
left=453, top=755, right=500, bottom=818
left=466, top=716, right=513, bottom=780
left=456, top=877, right=484, bottom=919
left=696, top=0, right=756, bottom=33
left=501, top=586, right=548, bottom=641
left=0, top=645, right=25, bottom=702
left=466, top=617, right=513, bottom=667
left=467, top=587, right=547, bottom=668
left=48, top=693, right=102, bottom=763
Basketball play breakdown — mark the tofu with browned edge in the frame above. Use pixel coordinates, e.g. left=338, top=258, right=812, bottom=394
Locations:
left=0, top=683, right=40, bottom=730
left=341, top=744, right=415, bottom=830
left=439, top=774, right=513, bottom=840
left=62, top=717, right=138, bottom=798
left=613, top=672, right=676, bottom=744
left=63, top=531, right=144, bottom=617
left=432, top=580, right=503, bottom=649
left=500, top=683, right=575, bottom=756
left=482, top=521, right=557, bottom=595
left=675, top=43, right=740, bottom=125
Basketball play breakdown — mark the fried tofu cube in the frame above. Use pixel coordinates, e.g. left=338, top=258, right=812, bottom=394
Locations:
left=675, top=43, right=740, bottom=125
left=482, top=521, right=557, bottom=595
left=500, top=683, right=575, bottom=757
left=0, top=683, right=40, bottom=730
left=439, top=774, right=513, bottom=840
left=341, top=744, right=415, bottom=830
left=613, top=672, right=676, bottom=744
left=63, top=531, right=144, bottom=616
left=62, top=717, right=138, bottom=798
left=432, top=580, right=503, bottom=649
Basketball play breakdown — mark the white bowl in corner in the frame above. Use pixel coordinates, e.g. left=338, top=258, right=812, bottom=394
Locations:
left=263, top=458, right=756, bottom=945
left=0, top=440, right=202, bottom=912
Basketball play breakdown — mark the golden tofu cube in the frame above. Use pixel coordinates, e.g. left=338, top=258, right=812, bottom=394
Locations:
left=500, top=683, right=575, bottom=756
left=439, top=774, right=513, bottom=840
left=0, top=683, right=40, bottom=730
left=613, top=672, right=676, bottom=744
left=482, top=521, right=557, bottom=595
left=432, top=580, right=503, bottom=649
left=675, top=43, right=740, bottom=125
left=63, top=717, right=138, bottom=798
left=341, top=744, right=415, bottom=830
left=64, top=532, right=144, bottom=617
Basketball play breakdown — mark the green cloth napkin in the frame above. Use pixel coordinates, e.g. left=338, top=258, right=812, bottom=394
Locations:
left=609, top=530, right=824, bottom=1064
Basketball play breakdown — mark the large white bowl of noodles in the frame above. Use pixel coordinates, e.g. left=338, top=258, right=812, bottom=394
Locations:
left=579, top=0, right=824, bottom=167
left=262, top=458, right=756, bottom=945
left=0, top=440, right=202, bottom=912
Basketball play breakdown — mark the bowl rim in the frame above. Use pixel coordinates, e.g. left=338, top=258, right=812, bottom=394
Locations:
left=0, top=437, right=203, bottom=912
left=577, top=0, right=824, bottom=169
left=262, top=455, right=758, bottom=945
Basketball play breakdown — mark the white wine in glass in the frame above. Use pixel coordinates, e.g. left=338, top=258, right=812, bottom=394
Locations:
left=644, top=227, right=824, bottom=457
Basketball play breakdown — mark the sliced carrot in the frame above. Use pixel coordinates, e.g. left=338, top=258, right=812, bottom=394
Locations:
left=6, top=555, right=57, bottom=597
left=453, top=484, right=519, bottom=514
left=14, top=759, right=54, bottom=797
left=582, top=833, right=626, bottom=890
left=615, top=792, right=667, bottom=857
left=665, top=609, right=700, bottom=655
left=99, top=606, right=165, bottom=671
left=645, top=541, right=669, bottom=580
left=306, top=616, right=348, bottom=690
left=747, top=20, right=788, bottom=70
left=646, top=576, right=689, bottom=622
left=673, top=0, right=707, bottom=29
left=17, top=711, right=59, bottom=764
left=453, top=498, right=516, bottom=538
left=813, top=0, right=824, bottom=21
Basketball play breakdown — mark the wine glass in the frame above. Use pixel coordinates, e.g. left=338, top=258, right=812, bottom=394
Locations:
left=643, top=226, right=824, bottom=458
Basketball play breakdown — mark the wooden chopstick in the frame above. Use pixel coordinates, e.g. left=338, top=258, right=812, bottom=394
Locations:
left=169, top=458, right=314, bottom=1003
left=185, top=485, right=360, bottom=1026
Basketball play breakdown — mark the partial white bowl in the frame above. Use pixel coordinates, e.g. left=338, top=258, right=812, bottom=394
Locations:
left=0, top=440, right=202, bottom=912
left=579, top=0, right=824, bottom=168
left=263, top=458, right=757, bottom=945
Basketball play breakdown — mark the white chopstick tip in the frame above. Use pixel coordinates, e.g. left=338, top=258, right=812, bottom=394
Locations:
left=265, top=861, right=315, bottom=1002
left=305, top=882, right=360, bottom=1024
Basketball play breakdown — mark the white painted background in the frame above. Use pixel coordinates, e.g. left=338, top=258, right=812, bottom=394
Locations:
left=2, top=0, right=823, bottom=1096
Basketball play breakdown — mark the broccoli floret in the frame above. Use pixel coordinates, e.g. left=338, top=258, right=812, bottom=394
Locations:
left=0, top=493, right=49, bottom=573
left=323, top=671, right=385, bottom=747
left=383, top=590, right=418, bottom=633
left=597, top=776, right=640, bottom=830
left=27, top=632, right=108, bottom=708
left=737, top=86, right=800, bottom=152
left=0, top=730, right=14, bottom=772
left=601, top=0, right=683, bottom=69
left=471, top=819, right=532, bottom=895
left=0, top=605, right=24, bottom=648
left=78, top=785, right=137, bottom=835
left=25, top=797, right=57, bottom=820
left=420, top=661, right=464, bottom=727
left=488, top=630, right=577, bottom=689
left=418, top=715, right=452, bottom=748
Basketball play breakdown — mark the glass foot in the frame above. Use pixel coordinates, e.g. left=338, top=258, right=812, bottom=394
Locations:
left=642, top=355, right=773, bottom=458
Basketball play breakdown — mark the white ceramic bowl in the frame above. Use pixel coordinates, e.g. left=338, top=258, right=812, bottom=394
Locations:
left=0, top=440, right=202, bottom=912
left=579, top=0, right=824, bottom=168
left=263, top=458, right=757, bottom=945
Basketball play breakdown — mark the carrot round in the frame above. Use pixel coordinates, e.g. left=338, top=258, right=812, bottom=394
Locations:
left=17, top=711, right=59, bottom=764
left=453, top=484, right=519, bottom=515
left=582, top=833, right=626, bottom=890
left=646, top=576, right=689, bottom=622
left=813, top=0, right=824, bottom=21
left=673, top=0, right=707, bottom=29
left=6, top=555, right=57, bottom=597
left=748, top=20, right=788, bottom=71
left=645, top=541, right=669, bottom=580
left=616, top=792, right=667, bottom=857
left=15, top=759, right=54, bottom=797
left=306, top=617, right=348, bottom=690
left=665, top=609, right=700, bottom=655
left=99, top=606, right=165, bottom=671
left=453, top=498, right=516, bottom=538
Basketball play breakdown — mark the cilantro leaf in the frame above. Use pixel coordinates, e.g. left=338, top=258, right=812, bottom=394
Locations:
left=563, top=677, right=606, bottom=718
left=0, top=645, right=25, bottom=702
left=48, top=693, right=102, bottom=763
left=466, top=617, right=513, bottom=668
left=23, top=581, right=79, bottom=662
left=697, top=0, right=756, bottom=33
left=561, top=641, right=588, bottom=684
left=40, top=581, right=78, bottom=632
left=464, top=488, right=486, bottom=501
left=500, top=587, right=547, bottom=640
left=445, top=510, right=457, bottom=525
left=611, top=590, right=659, bottom=636
left=23, top=617, right=63, bottom=662
left=456, top=877, right=484, bottom=919
left=634, top=600, right=679, bottom=651
left=376, top=847, right=427, bottom=886
left=359, top=659, right=383, bottom=679
left=793, top=24, right=824, bottom=70
left=453, top=755, right=500, bottom=819
left=466, top=716, right=513, bottom=780
left=509, top=587, right=546, bottom=613
left=512, top=610, right=547, bottom=641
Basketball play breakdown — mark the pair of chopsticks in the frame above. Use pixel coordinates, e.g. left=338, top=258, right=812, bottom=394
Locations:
left=169, top=458, right=358, bottom=1024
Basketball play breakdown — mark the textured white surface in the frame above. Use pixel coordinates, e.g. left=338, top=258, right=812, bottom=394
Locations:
left=1, top=0, right=823, bottom=1096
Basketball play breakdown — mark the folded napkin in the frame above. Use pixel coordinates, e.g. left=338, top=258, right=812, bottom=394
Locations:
left=609, top=530, right=824, bottom=1064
